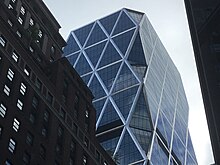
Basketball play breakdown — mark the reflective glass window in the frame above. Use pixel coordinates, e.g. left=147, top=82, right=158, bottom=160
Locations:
left=85, top=41, right=106, bottom=68
left=112, top=11, right=135, bottom=35
left=89, top=75, right=106, bottom=99
left=74, top=23, right=94, bottom=46
left=93, top=98, right=106, bottom=120
left=99, top=11, right=120, bottom=35
left=112, top=29, right=135, bottom=55
left=112, top=85, right=139, bottom=119
left=63, top=35, right=80, bottom=55
left=75, top=54, right=92, bottom=75
left=98, top=62, right=121, bottom=91
left=98, top=42, right=121, bottom=68
left=86, top=23, right=107, bottom=47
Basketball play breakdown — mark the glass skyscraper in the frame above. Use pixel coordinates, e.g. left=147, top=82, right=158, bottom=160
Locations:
left=64, top=8, right=197, bottom=165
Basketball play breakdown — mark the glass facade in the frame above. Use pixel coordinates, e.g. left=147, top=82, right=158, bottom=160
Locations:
left=64, top=8, right=197, bottom=165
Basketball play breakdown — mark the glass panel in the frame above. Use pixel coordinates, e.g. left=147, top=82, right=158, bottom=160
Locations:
left=130, top=127, right=152, bottom=152
left=186, top=152, right=198, bottom=165
left=66, top=52, right=80, bottom=66
left=174, top=112, right=187, bottom=145
left=113, top=11, right=135, bottom=36
left=172, top=132, right=186, bottom=165
left=116, top=130, right=143, bottom=164
left=74, top=22, right=94, bottom=46
left=112, top=63, right=139, bottom=93
left=75, top=53, right=92, bottom=75
left=130, top=90, right=152, bottom=131
left=86, top=23, right=107, bottom=47
left=85, top=41, right=106, bottom=68
left=112, top=85, right=139, bottom=120
left=150, top=137, right=162, bottom=165
left=98, top=42, right=121, bottom=68
left=162, top=114, right=173, bottom=148
left=98, top=62, right=121, bottom=92
left=99, top=11, right=120, bottom=35
left=89, top=75, right=106, bottom=99
left=93, top=98, right=106, bottom=120
left=128, top=32, right=146, bottom=66
left=156, top=113, right=169, bottom=147
left=98, top=100, right=120, bottom=127
left=126, top=9, right=143, bottom=24
left=81, top=73, right=91, bottom=85
left=112, top=29, right=135, bottom=55
left=63, top=34, right=80, bottom=55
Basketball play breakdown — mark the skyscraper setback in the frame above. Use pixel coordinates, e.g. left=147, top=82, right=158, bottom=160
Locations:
left=64, top=8, right=197, bottom=165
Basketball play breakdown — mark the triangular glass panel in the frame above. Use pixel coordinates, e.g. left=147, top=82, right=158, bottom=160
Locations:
left=150, top=137, right=169, bottom=165
left=98, top=42, right=122, bottom=68
left=85, top=41, right=106, bottom=68
left=130, top=127, right=152, bottom=153
left=112, top=11, right=135, bottom=36
left=112, top=63, right=139, bottom=93
left=162, top=114, right=173, bottom=148
left=112, top=29, right=135, bottom=56
left=98, top=100, right=121, bottom=127
left=112, top=85, right=139, bottom=120
left=98, top=127, right=123, bottom=156
left=63, top=34, right=80, bottom=55
left=130, top=65, right=147, bottom=81
left=86, top=23, right=107, bottom=47
left=156, top=113, right=169, bottom=148
left=75, top=53, right=92, bottom=75
left=74, top=22, right=94, bottom=46
left=116, top=130, right=143, bottom=165
left=130, top=90, right=152, bottom=131
left=172, top=132, right=186, bottom=165
left=99, top=11, right=120, bottom=35
left=89, top=75, right=106, bottom=99
left=93, top=98, right=106, bottom=121
left=125, top=9, right=144, bottom=25
left=66, top=52, right=80, bottom=66
left=128, top=32, right=146, bottom=66
left=81, top=73, right=91, bottom=85
left=98, top=62, right=121, bottom=92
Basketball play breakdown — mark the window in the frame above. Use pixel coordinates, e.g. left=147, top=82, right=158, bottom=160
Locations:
left=4, top=85, right=10, bottom=96
left=0, top=35, right=6, bottom=47
left=13, top=118, right=20, bottom=132
left=0, top=103, right=7, bottom=118
left=41, top=127, right=47, bottom=137
left=18, top=17, right=23, bottom=25
left=7, top=68, right=14, bottom=81
left=26, top=132, right=33, bottom=145
left=8, top=138, right=16, bottom=153
left=12, top=51, right=19, bottom=62
left=17, top=99, right=23, bottom=110
left=39, top=145, right=46, bottom=159
left=59, top=108, right=65, bottom=119
left=83, top=155, right=87, bottom=165
left=29, top=113, right=35, bottom=124
left=29, top=46, right=34, bottom=53
left=24, top=65, right=31, bottom=76
left=20, top=82, right=26, bottom=95
left=5, top=160, right=12, bottom=165
left=38, top=29, right=43, bottom=38
left=47, top=92, right=53, bottom=104
left=8, top=19, right=13, bottom=27
left=0, top=126, right=2, bottom=136
left=43, top=110, right=49, bottom=122
left=16, top=30, right=22, bottom=38
left=35, top=78, right=42, bottom=90
left=29, top=18, right=34, bottom=26
left=20, top=6, right=25, bottom=15
left=57, top=126, right=63, bottom=138
left=32, top=96, right=38, bottom=109
left=23, top=152, right=30, bottom=165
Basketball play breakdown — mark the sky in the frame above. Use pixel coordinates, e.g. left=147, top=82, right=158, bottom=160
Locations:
left=44, top=0, right=214, bottom=164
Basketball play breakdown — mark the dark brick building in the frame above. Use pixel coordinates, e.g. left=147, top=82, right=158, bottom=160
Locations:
left=184, top=0, right=220, bottom=164
left=0, top=0, right=115, bottom=164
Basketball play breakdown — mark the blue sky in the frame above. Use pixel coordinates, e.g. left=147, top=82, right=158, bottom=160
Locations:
left=44, top=0, right=214, bottom=164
